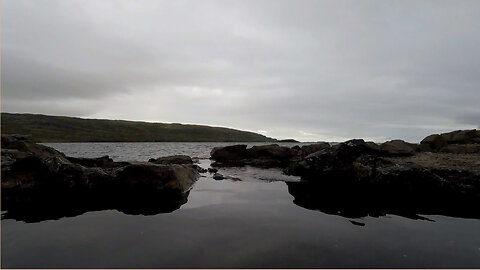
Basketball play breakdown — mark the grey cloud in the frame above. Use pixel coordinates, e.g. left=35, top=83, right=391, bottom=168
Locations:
left=2, top=0, right=480, bottom=142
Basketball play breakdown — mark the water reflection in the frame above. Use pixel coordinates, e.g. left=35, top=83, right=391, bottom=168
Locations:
left=1, top=190, right=190, bottom=223
left=287, top=181, right=480, bottom=221
left=3, top=173, right=480, bottom=268
left=3, top=170, right=480, bottom=223
left=3, top=143, right=478, bottom=268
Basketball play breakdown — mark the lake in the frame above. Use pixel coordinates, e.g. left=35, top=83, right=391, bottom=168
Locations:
left=2, top=142, right=480, bottom=268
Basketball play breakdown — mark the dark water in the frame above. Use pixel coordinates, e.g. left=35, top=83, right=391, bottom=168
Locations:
left=2, top=142, right=480, bottom=268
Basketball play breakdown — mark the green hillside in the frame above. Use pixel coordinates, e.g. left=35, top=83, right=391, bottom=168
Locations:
left=1, top=113, right=276, bottom=142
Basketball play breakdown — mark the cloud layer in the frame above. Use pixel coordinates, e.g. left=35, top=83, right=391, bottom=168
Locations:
left=2, top=0, right=480, bottom=142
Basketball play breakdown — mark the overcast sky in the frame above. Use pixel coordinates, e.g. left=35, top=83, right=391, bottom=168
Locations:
left=2, top=0, right=479, bottom=142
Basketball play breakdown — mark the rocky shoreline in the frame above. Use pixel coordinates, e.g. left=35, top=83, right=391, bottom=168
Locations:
left=209, top=129, right=480, bottom=219
left=2, top=129, right=480, bottom=222
left=1, top=135, right=201, bottom=222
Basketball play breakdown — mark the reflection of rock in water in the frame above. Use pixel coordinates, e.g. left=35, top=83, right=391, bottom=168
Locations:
left=1, top=135, right=198, bottom=223
left=286, top=181, right=480, bottom=221
left=2, top=188, right=191, bottom=223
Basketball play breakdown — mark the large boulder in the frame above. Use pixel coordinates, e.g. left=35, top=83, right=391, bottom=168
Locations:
left=419, top=134, right=447, bottom=152
left=285, top=139, right=379, bottom=178
left=148, top=155, right=193, bottom=165
left=379, top=140, right=416, bottom=156
left=419, top=129, right=480, bottom=152
left=297, top=142, right=331, bottom=158
left=116, top=163, right=198, bottom=193
left=285, top=135, right=480, bottom=219
left=248, top=144, right=295, bottom=159
left=2, top=135, right=75, bottom=190
left=1, top=135, right=200, bottom=222
left=441, top=129, right=480, bottom=144
left=1, top=135, right=71, bottom=172
left=66, top=155, right=123, bottom=168
left=210, top=144, right=248, bottom=162
left=285, top=134, right=480, bottom=211
left=210, top=144, right=299, bottom=167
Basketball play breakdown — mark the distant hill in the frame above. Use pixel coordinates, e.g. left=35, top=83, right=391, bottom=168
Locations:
left=278, top=139, right=299, bottom=143
left=1, top=113, right=277, bottom=142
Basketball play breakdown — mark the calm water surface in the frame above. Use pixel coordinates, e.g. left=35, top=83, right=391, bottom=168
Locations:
left=2, top=142, right=480, bottom=268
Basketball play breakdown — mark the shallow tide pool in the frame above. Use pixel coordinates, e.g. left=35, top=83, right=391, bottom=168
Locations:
left=2, top=142, right=480, bottom=268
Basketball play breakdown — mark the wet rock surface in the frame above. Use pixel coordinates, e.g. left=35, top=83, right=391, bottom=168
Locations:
left=148, top=155, right=193, bottom=165
left=3, top=129, right=480, bottom=222
left=210, top=144, right=298, bottom=167
left=284, top=132, right=480, bottom=220
left=210, top=130, right=480, bottom=212
left=1, top=135, right=199, bottom=222
left=418, top=129, right=480, bottom=153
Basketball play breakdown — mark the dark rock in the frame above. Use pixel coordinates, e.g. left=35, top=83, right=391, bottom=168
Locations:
left=441, top=129, right=480, bottom=144
left=247, top=144, right=297, bottom=164
left=1, top=135, right=200, bottom=222
left=365, top=141, right=381, bottom=151
left=285, top=139, right=379, bottom=178
left=419, top=129, right=480, bottom=152
left=116, top=163, right=198, bottom=193
left=148, top=155, right=193, bottom=165
left=379, top=140, right=416, bottom=156
left=284, top=132, right=480, bottom=216
left=210, top=145, right=248, bottom=162
left=248, top=144, right=295, bottom=158
left=208, top=168, right=218, bottom=173
left=66, top=155, right=117, bottom=167
left=298, top=142, right=330, bottom=158
left=210, top=144, right=298, bottom=168
left=213, top=173, right=225, bottom=180
left=439, top=144, right=480, bottom=154
left=194, top=165, right=208, bottom=173
left=419, top=134, right=447, bottom=152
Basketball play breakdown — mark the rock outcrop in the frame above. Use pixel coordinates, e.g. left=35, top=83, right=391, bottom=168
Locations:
left=1, top=135, right=199, bottom=222
left=210, top=130, right=480, bottom=214
left=418, top=129, right=480, bottom=153
left=379, top=139, right=416, bottom=156
left=148, top=155, right=193, bottom=165
left=285, top=140, right=480, bottom=214
left=210, top=144, right=297, bottom=167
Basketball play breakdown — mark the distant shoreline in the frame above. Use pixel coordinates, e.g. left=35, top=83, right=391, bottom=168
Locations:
left=1, top=112, right=278, bottom=143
